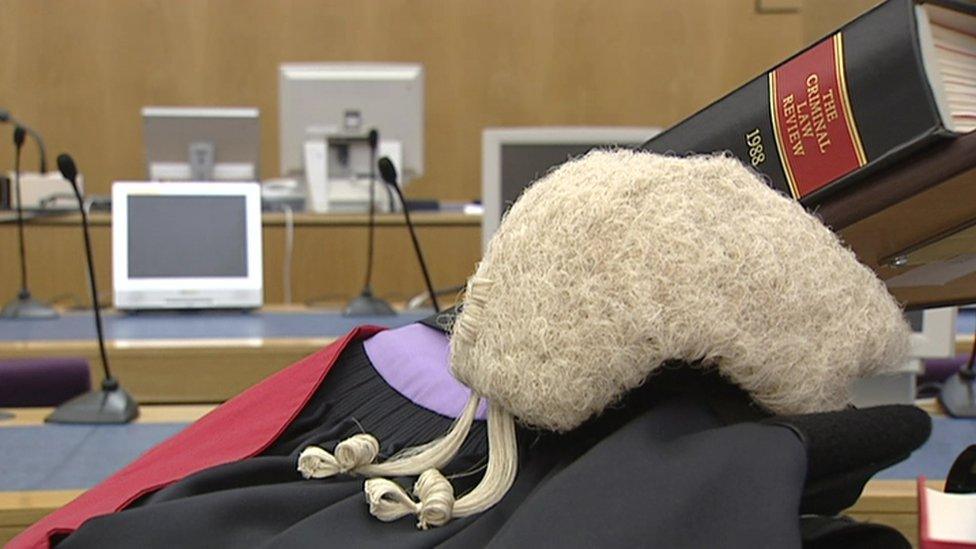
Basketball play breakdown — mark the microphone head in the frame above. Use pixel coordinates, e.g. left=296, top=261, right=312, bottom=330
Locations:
left=13, top=126, right=25, bottom=147
left=57, top=153, right=79, bottom=185
left=378, top=157, right=398, bottom=185
left=368, top=129, right=379, bottom=150
left=0, top=109, right=9, bottom=122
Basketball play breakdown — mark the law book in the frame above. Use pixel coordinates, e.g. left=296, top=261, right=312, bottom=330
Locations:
left=641, top=0, right=976, bottom=207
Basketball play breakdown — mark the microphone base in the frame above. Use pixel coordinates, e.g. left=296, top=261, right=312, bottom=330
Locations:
left=45, top=385, right=140, bottom=424
left=0, top=292, right=59, bottom=319
left=938, top=372, right=976, bottom=418
left=344, top=291, right=397, bottom=317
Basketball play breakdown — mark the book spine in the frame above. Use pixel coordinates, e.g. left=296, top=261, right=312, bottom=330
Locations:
left=642, top=0, right=948, bottom=204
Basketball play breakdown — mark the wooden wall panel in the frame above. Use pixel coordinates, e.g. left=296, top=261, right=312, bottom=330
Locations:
left=800, top=0, right=881, bottom=43
left=0, top=0, right=804, bottom=200
left=0, top=213, right=481, bottom=308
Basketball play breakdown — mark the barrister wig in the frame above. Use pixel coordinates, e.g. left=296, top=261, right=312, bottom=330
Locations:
left=298, top=150, right=909, bottom=529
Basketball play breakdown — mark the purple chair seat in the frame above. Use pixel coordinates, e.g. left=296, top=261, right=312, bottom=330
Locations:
left=922, top=355, right=969, bottom=384
left=0, top=358, right=91, bottom=407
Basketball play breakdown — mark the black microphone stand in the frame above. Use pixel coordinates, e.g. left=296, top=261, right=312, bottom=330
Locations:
left=344, top=130, right=396, bottom=316
left=47, top=154, right=138, bottom=424
left=0, top=125, right=58, bottom=319
left=378, top=157, right=440, bottom=313
left=940, top=319, right=976, bottom=418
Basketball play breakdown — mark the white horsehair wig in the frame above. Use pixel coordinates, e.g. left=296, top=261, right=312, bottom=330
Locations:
left=299, top=149, right=909, bottom=528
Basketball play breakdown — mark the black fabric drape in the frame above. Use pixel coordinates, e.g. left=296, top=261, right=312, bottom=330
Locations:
left=58, top=337, right=908, bottom=548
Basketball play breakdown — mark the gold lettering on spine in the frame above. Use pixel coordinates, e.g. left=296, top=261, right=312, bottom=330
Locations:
left=833, top=33, right=867, bottom=165
left=804, top=73, right=832, bottom=154
left=769, top=72, right=799, bottom=198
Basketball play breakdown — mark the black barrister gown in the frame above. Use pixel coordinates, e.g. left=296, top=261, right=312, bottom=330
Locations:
left=55, top=313, right=926, bottom=548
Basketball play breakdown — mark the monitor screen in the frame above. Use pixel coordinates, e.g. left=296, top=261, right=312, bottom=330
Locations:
left=906, top=309, right=924, bottom=332
left=127, top=195, right=248, bottom=278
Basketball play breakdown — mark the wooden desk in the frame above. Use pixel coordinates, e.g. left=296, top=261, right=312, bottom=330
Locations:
left=0, top=307, right=428, bottom=403
left=0, top=211, right=482, bottom=308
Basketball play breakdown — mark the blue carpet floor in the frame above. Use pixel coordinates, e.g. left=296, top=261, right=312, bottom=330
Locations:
left=0, top=416, right=971, bottom=491
left=0, top=310, right=430, bottom=342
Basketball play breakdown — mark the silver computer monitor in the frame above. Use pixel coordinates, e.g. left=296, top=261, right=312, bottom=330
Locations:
left=481, top=127, right=660, bottom=250
left=112, top=181, right=264, bottom=310
left=278, top=63, right=424, bottom=183
left=142, top=107, right=261, bottom=182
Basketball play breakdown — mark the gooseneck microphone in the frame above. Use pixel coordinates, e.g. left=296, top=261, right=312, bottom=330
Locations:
left=20, top=124, right=47, bottom=174
left=13, top=127, right=28, bottom=294
left=47, top=153, right=139, bottom=424
left=0, top=126, right=58, bottom=319
left=366, top=128, right=379, bottom=288
left=344, top=130, right=396, bottom=317
left=0, top=108, right=47, bottom=173
left=378, top=157, right=440, bottom=313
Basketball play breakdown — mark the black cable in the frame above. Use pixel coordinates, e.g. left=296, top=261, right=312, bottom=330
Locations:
left=364, top=139, right=377, bottom=289
left=77, top=196, right=114, bottom=383
left=6, top=116, right=47, bottom=173
left=963, top=314, right=976, bottom=380
left=13, top=126, right=29, bottom=296
left=22, top=125, right=47, bottom=174
left=58, top=154, right=115, bottom=384
left=396, top=187, right=440, bottom=312
left=378, top=157, right=440, bottom=313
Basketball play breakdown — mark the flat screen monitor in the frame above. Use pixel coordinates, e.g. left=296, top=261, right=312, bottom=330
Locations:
left=278, top=63, right=424, bottom=182
left=142, top=107, right=261, bottom=182
left=481, top=127, right=660, bottom=250
left=112, top=182, right=263, bottom=310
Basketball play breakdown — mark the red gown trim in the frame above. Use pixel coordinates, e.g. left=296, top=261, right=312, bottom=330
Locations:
left=9, top=326, right=384, bottom=549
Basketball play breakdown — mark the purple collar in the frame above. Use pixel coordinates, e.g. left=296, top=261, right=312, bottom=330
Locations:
left=363, top=323, right=488, bottom=420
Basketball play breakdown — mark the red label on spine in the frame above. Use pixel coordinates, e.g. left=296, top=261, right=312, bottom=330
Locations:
left=769, top=33, right=866, bottom=199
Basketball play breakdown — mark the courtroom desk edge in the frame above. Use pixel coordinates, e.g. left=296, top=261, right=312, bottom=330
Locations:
left=20, top=211, right=482, bottom=227
left=0, top=404, right=216, bottom=427
left=0, top=337, right=334, bottom=404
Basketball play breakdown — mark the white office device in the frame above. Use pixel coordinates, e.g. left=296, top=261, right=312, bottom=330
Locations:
left=112, top=182, right=263, bottom=310
left=481, top=127, right=660, bottom=250
left=142, top=107, right=261, bottom=182
left=279, top=63, right=423, bottom=211
left=852, top=307, right=958, bottom=406
left=6, top=171, right=83, bottom=210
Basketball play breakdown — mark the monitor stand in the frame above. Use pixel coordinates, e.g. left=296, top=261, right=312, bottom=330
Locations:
left=189, top=141, right=215, bottom=181
left=0, top=290, right=59, bottom=319
left=940, top=369, right=976, bottom=418
left=344, top=288, right=396, bottom=317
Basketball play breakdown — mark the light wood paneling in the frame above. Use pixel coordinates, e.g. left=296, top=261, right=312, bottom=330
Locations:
left=801, top=0, right=881, bottom=43
left=0, top=0, right=803, bottom=200
left=0, top=489, right=83, bottom=546
left=0, top=212, right=481, bottom=308
left=847, top=478, right=945, bottom=547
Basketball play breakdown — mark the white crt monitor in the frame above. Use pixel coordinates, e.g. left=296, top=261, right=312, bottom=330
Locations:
left=279, top=63, right=424, bottom=181
left=112, top=182, right=263, bottom=310
left=481, top=127, right=660, bottom=250
left=142, top=107, right=261, bottom=182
